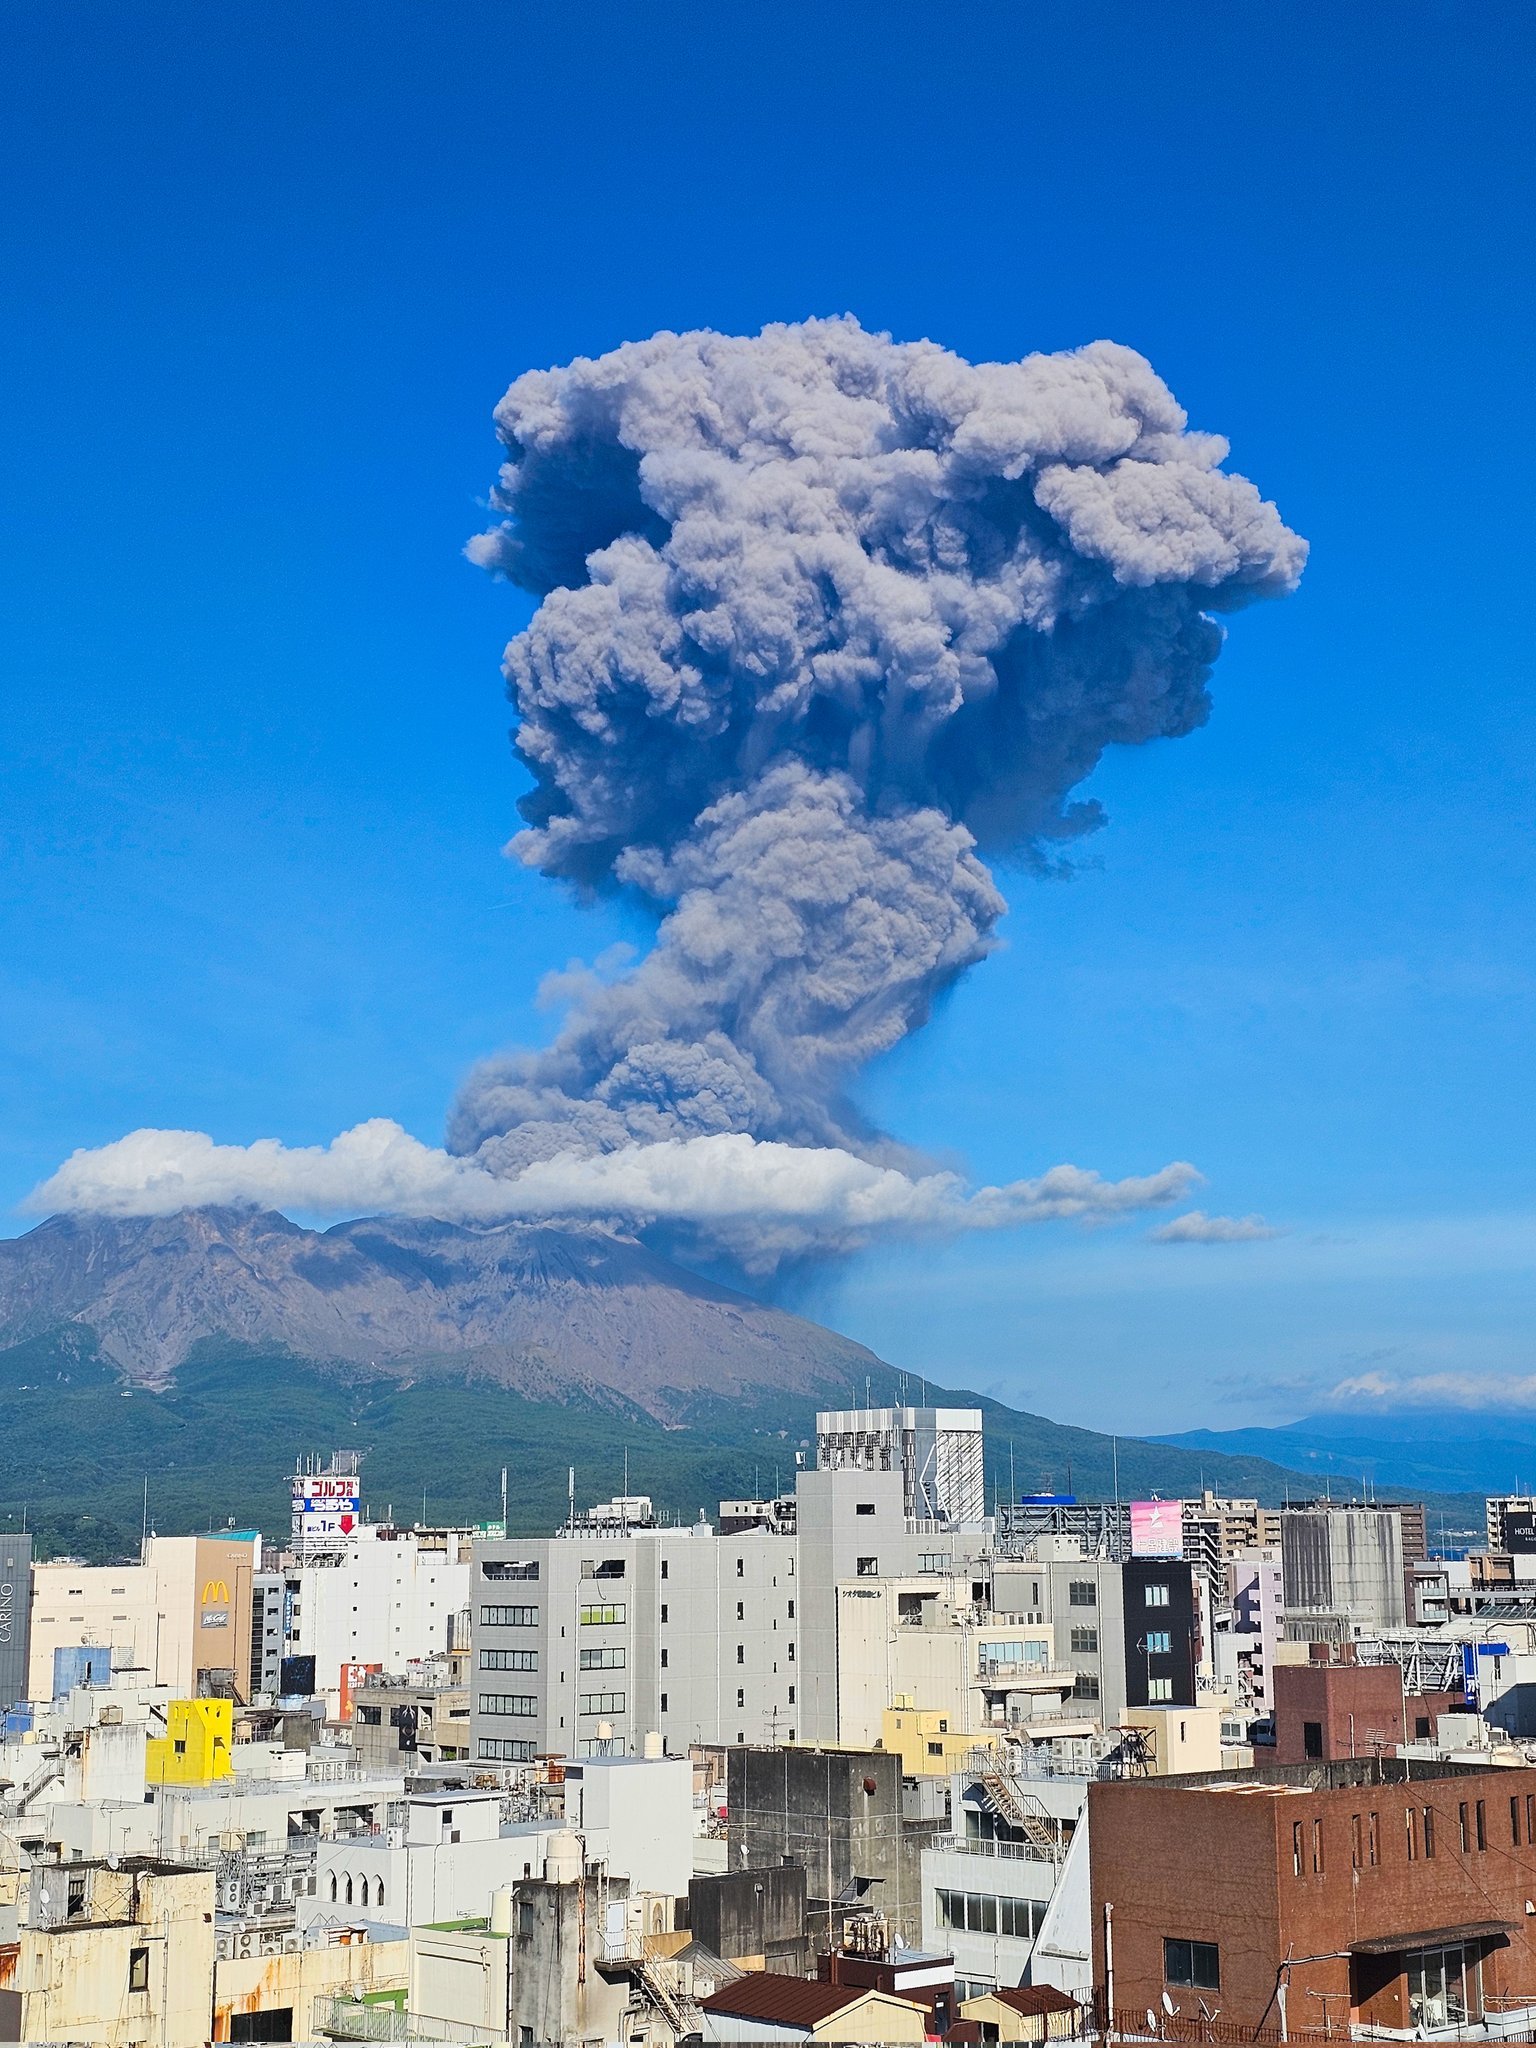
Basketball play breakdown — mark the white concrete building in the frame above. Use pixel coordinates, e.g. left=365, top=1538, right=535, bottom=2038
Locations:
left=921, top=1756, right=1091, bottom=2000
left=834, top=1579, right=1068, bottom=1747
left=279, top=1523, right=472, bottom=1711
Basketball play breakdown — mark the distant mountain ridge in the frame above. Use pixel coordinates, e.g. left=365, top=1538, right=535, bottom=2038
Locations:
left=1159, top=1410, right=1536, bottom=1499
left=0, top=1207, right=882, bottom=1421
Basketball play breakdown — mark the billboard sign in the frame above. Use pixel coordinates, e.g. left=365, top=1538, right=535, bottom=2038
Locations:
left=292, top=1474, right=360, bottom=1540
left=1130, top=1499, right=1184, bottom=1558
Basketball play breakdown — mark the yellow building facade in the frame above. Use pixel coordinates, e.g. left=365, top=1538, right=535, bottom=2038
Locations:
left=881, top=1699, right=997, bottom=1776
left=146, top=1697, right=234, bottom=1785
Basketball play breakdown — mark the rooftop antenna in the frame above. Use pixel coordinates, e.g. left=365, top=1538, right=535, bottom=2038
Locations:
left=623, top=1445, right=630, bottom=1500
left=500, top=1466, right=508, bottom=1535
left=568, top=1466, right=576, bottom=1532
left=141, top=1476, right=149, bottom=1552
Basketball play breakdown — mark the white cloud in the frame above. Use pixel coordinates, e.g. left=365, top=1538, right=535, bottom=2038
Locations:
left=1330, top=1369, right=1536, bottom=1413
left=1148, top=1209, right=1279, bottom=1245
left=24, top=1120, right=1200, bottom=1259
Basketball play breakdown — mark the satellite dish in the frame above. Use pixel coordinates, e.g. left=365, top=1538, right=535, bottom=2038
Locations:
left=107, top=1854, right=120, bottom=1870
left=1162, top=1992, right=1176, bottom=2015
left=37, top=1889, right=49, bottom=1906
left=1147, top=2011, right=1159, bottom=2033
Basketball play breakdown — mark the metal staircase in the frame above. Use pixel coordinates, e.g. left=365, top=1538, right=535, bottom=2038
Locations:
left=978, top=1767, right=1063, bottom=1862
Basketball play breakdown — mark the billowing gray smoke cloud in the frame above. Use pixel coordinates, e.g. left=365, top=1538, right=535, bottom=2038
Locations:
left=452, top=317, right=1304, bottom=1204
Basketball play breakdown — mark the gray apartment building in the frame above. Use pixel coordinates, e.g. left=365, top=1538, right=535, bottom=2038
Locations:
left=471, top=1496, right=799, bottom=1763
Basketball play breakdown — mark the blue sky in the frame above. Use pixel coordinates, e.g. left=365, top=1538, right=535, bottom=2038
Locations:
left=4, top=2, right=1534, bottom=1430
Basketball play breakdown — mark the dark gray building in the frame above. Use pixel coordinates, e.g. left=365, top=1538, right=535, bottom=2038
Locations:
left=0, top=1534, right=33, bottom=1713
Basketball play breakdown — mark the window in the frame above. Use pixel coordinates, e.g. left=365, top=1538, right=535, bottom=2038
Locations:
left=659, top=1692, right=668, bottom=1712
left=1070, top=1626, right=1098, bottom=1653
left=479, top=1737, right=535, bottom=1762
left=1303, top=1720, right=1323, bottom=1759
left=736, top=1688, right=745, bottom=1708
left=1072, top=1673, right=1100, bottom=1701
left=856, top=1557, right=879, bottom=1576
left=1001, top=1897, right=1044, bottom=1940
left=660, top=1648, right=668, bottom=1668
left=481, top=1559, right=538, bottom=1581
left=1164, top=1939, right=1220, bottom=1991
left=1068, top=1581, right=1097, bottom=1607
left=936, top=1889, right=997, bottom=1935
left=736, top=1644, right=745, bottom=1664
left=856, top=1503, right=876, bottom=1516
left=481, top=1604, right=537, bottom=1627
left=660, top=1604, right=668, bottom=1623
left=736, top=1602, right=745, bottom=1621
left=1424, top=1805, right=1436, bottom=1858
left=1312, top=1819, right=1325, bottom=1875
left=173, top=1739, right=187, bottom=1755
left=1368, top=1811, right=1379, bottom=1867
left=660, top=1559, right=668, bottom=1580
left=481, top=1648, right=537, bottom=1672
left=579, top=1603, right=626, bottom=1625
left=1351, top=1814, right=1362, bottom=1869
left=929, top=1741, right=944, bottom=1756
left=578, top=1691, right=625, bottom=1715
left=579, top=1647, right=625, bottom=1670
left=736, top=1558, right=744, bottom=1578
left=1408, top=1943, right=1484, bottom=2030
left=1514, top=1795, right=1523, bottom=1848
left=1144, top=1583, right=1170, bottom=1608
left=1459, top=1801, right=1470, bottom=1854
left=787, top=1643, right=795, bottom=1661
left=480, top=1694, right=537, bottom=1717
left=1145, top=1630, right=1171, bottom=1655
left=1292, top=1821, right=1303, bottom=1877
left=1147, top=1678, right=1173, bottom=1703
left=787, top=1599, right=795, bottom=1619
left=1406, top=1806, right=1417, bottom=1861
left=128, top=1946, right=150, bottom=1994
left=358, top=1705, right=382, bottom=1725
left=1477, top=1799, right=1487, bottom=1851
left=579, top=1558, right=625, bottom=1580
left=788, top=1685, right=795, bottom=1704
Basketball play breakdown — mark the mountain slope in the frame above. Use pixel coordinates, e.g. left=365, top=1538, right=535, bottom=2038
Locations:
left=0, top=1208, right=884, bottom=1418
left=0, top=1208, right=1481, bottom=1563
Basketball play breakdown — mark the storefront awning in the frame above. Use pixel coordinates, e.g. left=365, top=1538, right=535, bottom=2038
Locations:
left=1350, top=1921, right=1513, bottom=1956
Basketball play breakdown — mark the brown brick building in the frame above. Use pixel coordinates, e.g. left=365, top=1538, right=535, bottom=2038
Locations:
left=1091, top=1759, right=1536, bottom=2037
left=1272, top=1650, right=1465, bottom=1765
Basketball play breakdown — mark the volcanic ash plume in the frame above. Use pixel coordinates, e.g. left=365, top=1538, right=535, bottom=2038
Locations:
left=452, top=317, right=1305, bottom=1197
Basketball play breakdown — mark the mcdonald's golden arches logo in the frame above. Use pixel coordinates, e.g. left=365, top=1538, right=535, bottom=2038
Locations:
left=201, top=1579, right=230, bottom=1604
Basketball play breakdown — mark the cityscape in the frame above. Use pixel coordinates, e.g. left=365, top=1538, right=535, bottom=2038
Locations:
left=4, top=4, right=1533, bottom=2045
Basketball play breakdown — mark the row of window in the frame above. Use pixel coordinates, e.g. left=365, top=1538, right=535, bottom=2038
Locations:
left=1289, top=1796, right=1536, bottom=1880
left=581, top=1647, right=625, bottom=1670
left=579, top=1691, right=625, bottom=1716
left=480, top=1694, right=537, bottom=1718
left=479, top=1738, right=536, bottom=1762
left=480, top=1599, right=796, bottom=1631
left=480, top=1648, right=537, bottom=1672
left=934, top=1889, right=1046, bottom=1940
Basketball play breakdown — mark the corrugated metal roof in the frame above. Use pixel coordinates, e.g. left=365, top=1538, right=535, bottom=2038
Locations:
left=698, top=1971, right=917, bottom=2027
